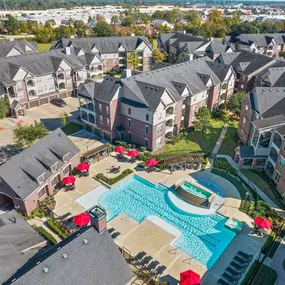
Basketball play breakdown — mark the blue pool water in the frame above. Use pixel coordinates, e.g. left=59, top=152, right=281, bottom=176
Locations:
left=99, top=175, right=236, bottom=268
left=194, top=176, right=226, bottom=198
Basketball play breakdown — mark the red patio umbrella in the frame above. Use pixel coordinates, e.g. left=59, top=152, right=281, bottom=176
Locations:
left=128, top=150, right=139, bottom=157
left=145, top=159, right=158, bottom=167
left=254, top=217, right=272, bottom=229
left=62, top=176, right=76, bottom=185
left=73, top=212, right=90, bottom=227
left=77, top=163, right=90, bottom=172
left=180, top=270, right=200, bottom=285
left=114, top=146, right=126, bottom=154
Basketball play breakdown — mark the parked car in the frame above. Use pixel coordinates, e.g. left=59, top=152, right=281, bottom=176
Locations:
left=50, top=98, right=67, bottom=107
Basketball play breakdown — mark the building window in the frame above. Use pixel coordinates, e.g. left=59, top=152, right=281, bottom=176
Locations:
left=243, top=117, right=246, bottom=124
left=100, top=115, right=103, bottom=124
left=113, top=59, right=116, bottom=64
left=38, top=174, right=45, bottom=184
left=279, top=156, right=285, bottom=169
left=192, top=105, right=196, bottom=115
left=128, top=131, right=132, bottom=140
left=128, top=108, right=131, bottom=115
left=274, top=171, right=281, bottom=183
left=106, top=106, right=109, bottom=114
left=63, top=153, right=70, bottom=163
left=38, top=186, right=46, bottom=198
left=128, top=119, right=131, bottom=128
left=146, top=114, right=149, bottom=121
left=145, top=125, right=149, bottom=135
left=156, top=137, right=162, bottom=148
left=99, top=103, right=102, bottom=112
left=106, top=118, right=110, bottom=126
left=158, top=112, right=162, bottom=120
left=240, top=84, right=244, bottom=90
left=156, top=124, right=163, bottom=135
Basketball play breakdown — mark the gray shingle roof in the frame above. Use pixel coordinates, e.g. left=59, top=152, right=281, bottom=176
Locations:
left=8, top=226, right=134, bottom=285
left=53, top=36, right=151, bottom=53
left=0, top=40, right=38, bottom=58
left=0, top=128, right=79, bottom=199
left=252, top=115, right=285, bottom=130
left=0, top=210, right=45, bottom=284
left=228, top=33, right=285, bottom=46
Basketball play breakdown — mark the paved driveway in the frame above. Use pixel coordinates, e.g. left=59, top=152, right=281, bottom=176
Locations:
left=25, top=97, right=79, bottom=130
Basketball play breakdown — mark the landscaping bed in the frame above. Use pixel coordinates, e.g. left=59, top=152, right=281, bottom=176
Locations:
left=268, top=227, right=285, bottom=258
left=35, top=226, right=57, bottom=245
left=61, top=122, right=84, bottom=136
left=46, top=218, right=70, bottom=240
left=95, top=169, right=133, bottom=186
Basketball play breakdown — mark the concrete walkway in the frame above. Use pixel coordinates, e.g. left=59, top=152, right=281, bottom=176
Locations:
left=217, top=154, right=281, bottom=211
left=270, top=237, right=285, bottom=285
left=211, top=125, right=228, bottom=158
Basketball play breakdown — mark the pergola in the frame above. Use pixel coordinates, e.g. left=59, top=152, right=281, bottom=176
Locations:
left=82, top=144, right=110, bottom=164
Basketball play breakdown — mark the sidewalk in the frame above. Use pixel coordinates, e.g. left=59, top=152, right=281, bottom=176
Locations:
left=270, top=237, right=285, bottom=285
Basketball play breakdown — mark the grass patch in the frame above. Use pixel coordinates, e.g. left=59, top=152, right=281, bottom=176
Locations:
left=62, top=122, right=84, bottom=136
left=241, top=169, right=285, bottom=209
left=268, top=228, right=285, bottom=258
left=166, top=119, right=225, bottom=155
left=263, top=231, right=277, bottom=255
left=218, top=121, right=239, bottom=158
left=38, top=43, right=52, bottom=52
left=241, top=261, right=277, bottom=285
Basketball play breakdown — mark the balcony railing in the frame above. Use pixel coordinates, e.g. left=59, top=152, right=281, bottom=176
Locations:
left=80, top=103, right=94, bottom=112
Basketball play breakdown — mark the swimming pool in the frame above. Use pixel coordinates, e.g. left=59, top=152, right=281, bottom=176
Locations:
left=194, top=176, right=226, bottom=198
left=99, top=175, right=236, bottom=268
left=181, top=181, right=211, bottom=199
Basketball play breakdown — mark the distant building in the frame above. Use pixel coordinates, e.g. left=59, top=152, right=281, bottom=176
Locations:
left=6, top=226, right=134, bottom=285
left=0, top=40, right=37, bottom=58
left=151, top=19, right=174, bottom=29
left=0, top=128, right=80, bottom=215
left=236, top=87, right=285, bottom=196
left=223, top=33, right=285, bottom=57
left=77, top=57, right=235, bottom=150
left=0, top=210, right=46, bottom=284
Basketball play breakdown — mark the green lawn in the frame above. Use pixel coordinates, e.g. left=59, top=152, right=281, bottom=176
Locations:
left=166, top=120, right=225, bottom=155
left=38, top=43, right=52, bottom=52
left=218, top=121, right=239, bottom=158
left=241, top=169, right=285, bottom=209
left=61, top=122, right=83, bottom=136
left=152, top=38, right=158, bottom=49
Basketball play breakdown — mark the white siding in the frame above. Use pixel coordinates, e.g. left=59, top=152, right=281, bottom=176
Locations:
left=13, top=68, right=28, bottom=81
left=36, top=74, right=55, bottom=95
left=121, top=102, right=153, bottom=124
left=6, top=47, right=22, bottom=57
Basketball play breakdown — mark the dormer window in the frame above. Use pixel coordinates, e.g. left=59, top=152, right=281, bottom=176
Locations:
left=38, top=173, right=45, bottom=184
left=51, top=162, right=58, bottom=173
left=63, top=153, right=70, bottom=163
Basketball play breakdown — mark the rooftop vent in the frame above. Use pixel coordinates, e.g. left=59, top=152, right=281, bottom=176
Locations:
left=43, top=267, right=49, bottom=273
left=62, top=253, right=68, bottom=259
left=151, top=87, right=154, bottom=90
left=56, top=247, right=61, bottom=251
left=277, top=89, right=280, bottom=92
left=36, top=261, right=41, bottom=265
left=262, top=88, right=266, bottom=91
left=83, top=238, right=88, bottom=244
left=269, top=88, right=273, bottom=91
left=156, top=88, right=159, bottom=91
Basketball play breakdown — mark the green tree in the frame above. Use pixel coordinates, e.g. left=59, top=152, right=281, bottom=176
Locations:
left=153, top=48, right=167, bottom=63
left=74, top=20, right=86, bottom=37
left=93, top=20, right=112, bottom=37
left=231, top=21, right=260, bottom=34
left=19, top=21, right=28, bottom=33
left=61, top=113, right=68, bottom=125
left=5, top=14, right=20, bottom=35
left=194, top=106, right=212, bottom=133
left=121, top=16, right=134, bottom=27
left=13, top=121, right=48, bottom=148
left=227, top=91, right=246, bottom=117
left=152, top=11, right=164, bottom=20
left=127, top=52, right=140, bottom=70
left=174, top=22, right=185, bottom=31
left=184, top=10, right=202, bottom=27
left=34, top=27, right=54, bottom=43
left=110, top=15, right=120, bottom=25
left=0, top=97, right=9, bottom=119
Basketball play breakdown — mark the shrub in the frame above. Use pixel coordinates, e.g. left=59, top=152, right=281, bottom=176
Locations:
left=72, top=167, right=81, bottom=176
left=35, top=226, right=57, bottom=245
left=95, top=169, right=133, bottom=185
left=213, top=158, right=237, bottom=175
left=39, top=195, right=56, bottom=213
left=169, top=135, right=181, bottom=145
left=46, top=218, right=69, bottom=239
left=138, top=154, right=148, bottom=161
left=114, top=140, right=128, bottom=148
left=141, top=146, right=147, bottom=152
left=30, top=208, right=45, bottom=219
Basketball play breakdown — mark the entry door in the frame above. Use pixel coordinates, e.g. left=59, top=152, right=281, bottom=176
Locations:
left=121, top=133, right=124, bottom=140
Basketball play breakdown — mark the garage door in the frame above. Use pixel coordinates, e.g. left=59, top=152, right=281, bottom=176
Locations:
left=103, top=131, right=111, bottom=141
left=50, top=95, right=57, bottom=101
left=39, top=97, right=48, bottom=105
left=29, top=100, right=39, bottom=108
left=59, top=93, right=67, bottom=99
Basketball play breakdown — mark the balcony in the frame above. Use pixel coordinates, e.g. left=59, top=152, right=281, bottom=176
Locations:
left=269, top=147, right=278, bottom=164
left=6, top=87, right=16, bottom=98
left=58, top=82, right=66, bottom=91
left=26, top=79, right=36, bottom=89
left=272, top=133, right=282, bottom=149
left=57, top=73, right=65, bottom=82
left=81, top=111, right=96, bottom=125
left=80, top=102, right=94, bottom=112
left=28, top=89, right=37, bottom=98
left=221, top=83, right=228, bottom=90
left=166, top=106, right=174, bottom=117
left=265, top=160, right=274, bottom=178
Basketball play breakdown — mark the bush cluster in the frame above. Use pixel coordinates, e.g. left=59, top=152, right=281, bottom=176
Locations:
left=96, top=169, right=133, bottom=185
left=213, top=158, right=237, bottom=175
left=46, top=218, right=70, bottom=239
left=36, top=226, right=57, bottom=245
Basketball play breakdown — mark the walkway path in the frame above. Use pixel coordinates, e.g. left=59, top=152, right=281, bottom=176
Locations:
left=270, top=237, right=285, bottom=285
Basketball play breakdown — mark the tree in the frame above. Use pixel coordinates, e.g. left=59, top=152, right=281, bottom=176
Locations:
left=184, top=10, right=202, bottom=27
left=152, top=11, right=164, bottom=20
left=194, top=106, right=212, bottom=133
left=13, top=121, right=48, bottom=148
left=93, top=20, right=112, bottom=37
left=110, top=15, right=120, bottom=25
left=174, top=22, right=185, bottom=31
left=121, top=16, right=134, bottom=27
left=0, top=97, right=9, bottom=119
left=61, top=113, right=68, bottom=125
left=227, top=91, right=246, bottom=117
left=34, top=27, right=54, bottom=43
left=231, top=21, right=260, bottom=34
left=5, top=14, right=20, bottom=35
left=153, top=48, right=167, bottom=63
left=20, top=21, right=28, bottom=33
left=127, top=52, right=140, bottom=70
left=74, top=20, right=86, bottom=37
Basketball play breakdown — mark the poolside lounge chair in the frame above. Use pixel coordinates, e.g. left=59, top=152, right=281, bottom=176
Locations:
left=230, top=261, right=247, bottom=272
left=222, top=272, right=238, bottom=285
left=217, top=278, right=230, bottom=285
left=233, top=256, right=250, bottom=266
left=226, top=267, right=242, bottom=278
left=238, top=251, right=253, bottom=261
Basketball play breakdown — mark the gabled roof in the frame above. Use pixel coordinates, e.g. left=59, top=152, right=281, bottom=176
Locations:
left=0, top=210, right=45, bottom=284
left=0, top=40, right=38, bottom=58
left=0, top=128, right=79, bottom=199
left=7, top=226, right=134, bottom=285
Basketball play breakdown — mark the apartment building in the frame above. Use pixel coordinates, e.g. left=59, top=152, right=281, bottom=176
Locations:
left=77, top=57, right=235, bottom=151
left=224, top=33, right=285, bottom=57
left=158, top=32, right=233, bottom=62
left=0, top=128, right=80, bottom=215
left=52, top=36, right=153, bottom=72
left=0, top=40, right=37, bottom=58
left=216, top=50, right=276, bottom=92
left=235, top=87, right=285, bottom=195
left=0, top=48, right=103, bottom=117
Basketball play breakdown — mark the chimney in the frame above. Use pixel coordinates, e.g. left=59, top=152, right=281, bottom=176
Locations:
left=88, top=205, right=107, bottom=233
left=65, top=47, right=71, bottom=55
left=186, top=53, right=194, bottom=61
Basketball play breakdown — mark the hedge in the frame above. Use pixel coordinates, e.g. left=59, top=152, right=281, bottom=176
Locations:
left=213, top=157, right=237, bottom=175
left=46, top=219, right=69, bottom=239
left=36, top=226, right=57, bottom=245
left=96, top=169, right=133, bottom=185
